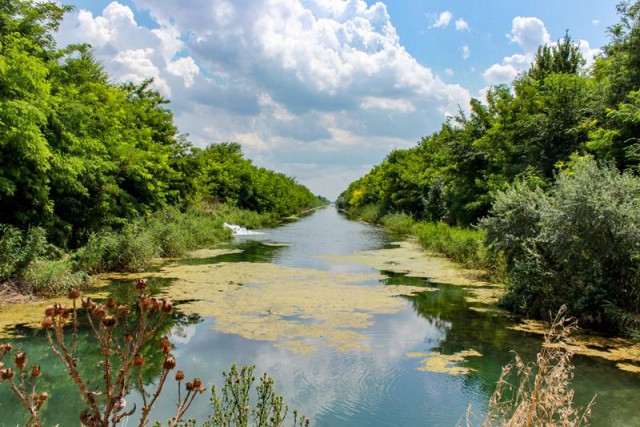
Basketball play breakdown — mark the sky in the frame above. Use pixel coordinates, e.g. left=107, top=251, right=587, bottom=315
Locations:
left=56, top=0, right=620, bottom=200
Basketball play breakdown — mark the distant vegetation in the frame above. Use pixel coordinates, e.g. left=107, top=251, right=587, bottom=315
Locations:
left=338, top=2, right=640, bottom=335
left=0, top=1, right=325, bottom=295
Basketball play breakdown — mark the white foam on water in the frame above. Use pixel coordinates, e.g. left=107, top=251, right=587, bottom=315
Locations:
left=223, top=223, right=264, bottom=235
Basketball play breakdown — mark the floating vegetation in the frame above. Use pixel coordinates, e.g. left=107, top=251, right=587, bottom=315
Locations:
left=185, top=248, right=244, bottom=259
left=510, top=319, right=640, bottom=370
left=323, top=241, right=491, bottom=287
left=406, top=349, right=483, bottom=375
left=143, top=261, right=431, bottom=354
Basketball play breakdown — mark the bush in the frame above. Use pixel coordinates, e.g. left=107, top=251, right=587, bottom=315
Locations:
left=0, top=225, right=57, bottom=282
left=481, top=158, right=640, bottom=331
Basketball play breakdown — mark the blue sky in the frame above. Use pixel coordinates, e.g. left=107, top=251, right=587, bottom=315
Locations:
left=57, top=0, right=620, bottom=199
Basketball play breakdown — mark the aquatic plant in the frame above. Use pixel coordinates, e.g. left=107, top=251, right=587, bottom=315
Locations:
left=483, top=306, right=595, bottom=427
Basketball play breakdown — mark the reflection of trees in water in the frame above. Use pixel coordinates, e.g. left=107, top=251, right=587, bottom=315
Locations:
left=384, top=273, right=540, bottom=399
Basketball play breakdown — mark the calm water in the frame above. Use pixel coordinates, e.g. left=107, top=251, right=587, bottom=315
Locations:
left=1, top=207, right=639, bottom=426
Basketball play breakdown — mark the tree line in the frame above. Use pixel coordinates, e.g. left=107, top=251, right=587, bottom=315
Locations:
left=0, top=1, right=324, bottom=250
left=338, top=2, right=640, bottom=334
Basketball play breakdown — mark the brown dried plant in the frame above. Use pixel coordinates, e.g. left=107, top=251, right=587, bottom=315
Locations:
left=0, top=343, right=47, bottom=426
left=483, top=306, right=596, bottom=427
left=1, top=278, right=204, bottom=427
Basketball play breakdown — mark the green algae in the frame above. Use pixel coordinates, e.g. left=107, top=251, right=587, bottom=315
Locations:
left=406, top=349, right=483, bottom=375
left=148, top=261, right=431, bottom=354
left=322, top=241, right=491, bottom=287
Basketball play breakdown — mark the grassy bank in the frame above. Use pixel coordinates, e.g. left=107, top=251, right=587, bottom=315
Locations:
left=0, top=203, right=286, bottom=300
left=372, top=211, right=497, bottom=272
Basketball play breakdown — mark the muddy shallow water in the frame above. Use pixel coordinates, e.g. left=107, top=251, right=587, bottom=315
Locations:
left=0, top=207, right=638, bottom=426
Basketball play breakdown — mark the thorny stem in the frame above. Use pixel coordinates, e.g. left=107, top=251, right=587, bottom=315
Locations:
left=139, top=368, right=170, bottom=426
left=46, top=325, right=102, bottom=419
left=7, top=376, right=41, bottom=426
left=71, top=298, right=79, bottom=360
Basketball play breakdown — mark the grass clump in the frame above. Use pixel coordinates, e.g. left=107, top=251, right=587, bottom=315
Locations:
left=413, top=222, right=491, bottom=270
left=23, top=258, right=89, bottom=296
left=381, top=213, right=416, bottom=235
left=483, top=306, right=595, bottom=427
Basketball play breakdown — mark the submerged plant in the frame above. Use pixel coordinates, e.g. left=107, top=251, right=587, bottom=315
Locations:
left=483, top=306, right=595, bottom=427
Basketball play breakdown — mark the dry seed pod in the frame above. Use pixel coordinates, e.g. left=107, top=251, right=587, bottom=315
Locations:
left=175, top=370, right=185, bottom=381
left=101, top=315, right=116, bottom=328
left=30, top=365, right=41, bottom=378
left=106, top=298, right=116, bottom=309
left=68, top=288, right=80, bottom=299
left=15, top=352, right=27, bottom=370
left=41, top=316, right=54, bottom=329
left=163, top=357, right=176, bottom=370
left=1, top=368, right=14, bottom=380
left=132, top=353, right=144, bottom=367
left=192, top=378, right=202, bottom=388
left=134, top=278, right=148, bottom=290
left=116, top=305, right=130, bottom=318
left=159, top=336, right=171, bottom=354
left=44, top=305, right=55, bottom=317
left=81, top=297, right=92, bottom=309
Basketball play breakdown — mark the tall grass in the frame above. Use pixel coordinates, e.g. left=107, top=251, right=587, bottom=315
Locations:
left=381, top=213, right=415, bottom=235
left=483, top=307, right=595, bottom=427
left=413, top=222, right=492, bottom=270
left=23, top=258, right=89, bottom=296
left=71, top=204, right=281, bottom=274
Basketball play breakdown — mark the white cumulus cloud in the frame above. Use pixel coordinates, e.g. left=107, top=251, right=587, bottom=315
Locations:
left=56, top=0, right=471, bottom=199
left=455, top=18, right=469, bottom=31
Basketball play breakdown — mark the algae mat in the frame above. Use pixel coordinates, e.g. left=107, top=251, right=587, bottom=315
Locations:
left=323, top=241, right=491, bottom=287
left=151, top=261, right=433, bottom=354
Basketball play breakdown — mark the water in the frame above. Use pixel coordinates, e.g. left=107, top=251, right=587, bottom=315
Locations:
left=1, top=207, right=639, bottom=426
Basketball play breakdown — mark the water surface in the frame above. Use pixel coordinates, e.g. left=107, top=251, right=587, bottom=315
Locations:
left=1, top=207, right=638, bottom=426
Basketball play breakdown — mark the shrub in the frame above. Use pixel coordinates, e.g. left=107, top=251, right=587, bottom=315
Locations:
left=0, top=225, right=54, bottom=282
left=481, top=157, right=640, bottom=331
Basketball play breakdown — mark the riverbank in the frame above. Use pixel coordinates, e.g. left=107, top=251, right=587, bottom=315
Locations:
left=0, top=202, right=328, bottom=306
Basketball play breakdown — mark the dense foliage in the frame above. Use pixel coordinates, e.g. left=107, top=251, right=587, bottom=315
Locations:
left=339, top=2, right=640, bottom=332
left=482, top=158, right=640, bottom=330
left=0, top=1, right=322, bottom=251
